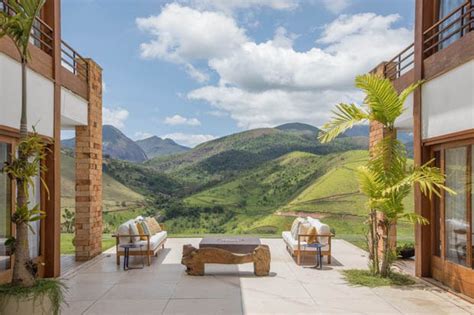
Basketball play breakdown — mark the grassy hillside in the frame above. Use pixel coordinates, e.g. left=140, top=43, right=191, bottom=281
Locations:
left=166, top=149, right=415, bottom=247
left=147, top=127, right=367, bottom=193
left=61, top=152, right=146, bottom=213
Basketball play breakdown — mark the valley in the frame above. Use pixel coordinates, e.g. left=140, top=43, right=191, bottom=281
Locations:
left=60, top=122, right=414, bottom=250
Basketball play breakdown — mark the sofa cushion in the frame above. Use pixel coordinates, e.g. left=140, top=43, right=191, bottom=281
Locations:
left=282, top=231, right=329, bottom=251
left=146, top=217, right=162, bottom=234
left=129, top=223, right=140, bottom=243
left=298, top=220, right=312, bottom=242
left=118, top=231, right=168, bottom=252
left=117, top=222, right=132, bottom=244
left=307, top=226, right=317, bottom=244
left=136, top=223, right=147, bottom=241
left=140, top=221, right=151, bottom=237
left=290, top=217, right=305, bottom=240
left=307, top=217, right=330, bottom=245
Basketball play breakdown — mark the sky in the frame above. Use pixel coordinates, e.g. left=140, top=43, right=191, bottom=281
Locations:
left=61, top=0, right=415, bottom=147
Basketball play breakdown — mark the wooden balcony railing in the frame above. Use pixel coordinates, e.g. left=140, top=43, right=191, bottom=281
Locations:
left=384, top=0, right=473, bottom=80
left=61, top=40, right=88, bottom=83
left=0, top=0, right=88, bottom=84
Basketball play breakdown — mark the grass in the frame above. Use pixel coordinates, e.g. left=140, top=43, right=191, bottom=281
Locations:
left=60, top=233, right=115, bottom=255
left=0, top=279, right=66, bottom=315
left=342, top=269, right=416, bottom=288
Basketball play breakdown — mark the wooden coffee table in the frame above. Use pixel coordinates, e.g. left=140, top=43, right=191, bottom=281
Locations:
left=199, top=237, right=261, bottom=254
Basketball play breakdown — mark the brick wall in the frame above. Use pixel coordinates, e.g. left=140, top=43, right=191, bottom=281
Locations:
left=75, top=60, right=103, bottom=261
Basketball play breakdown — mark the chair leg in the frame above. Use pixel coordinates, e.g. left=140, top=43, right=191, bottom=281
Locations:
left=327, top=255, right=331, bottom=264
left=297, top=251, right=301, bottom=265
left=147, top=254, right=151, bottom=266
left=116, top=254, right=120, bottom=265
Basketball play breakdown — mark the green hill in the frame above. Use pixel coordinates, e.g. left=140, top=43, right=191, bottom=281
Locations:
left=146, top=126, right=367, bottom=192
left=61, top=152, right=146, bottom=213
left=166, top=149, right=414, bottom=247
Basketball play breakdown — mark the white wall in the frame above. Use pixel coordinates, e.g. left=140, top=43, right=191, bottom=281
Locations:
left=395, top=94, right=414, bottom=131
left=0, top=53, right=54, bottom=137
left=422, top=60, right=474, bottom=139
left=60, top=87, right=88, bottom=129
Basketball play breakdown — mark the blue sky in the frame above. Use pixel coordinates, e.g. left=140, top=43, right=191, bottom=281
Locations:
left=61, top=0, right=415, bottom=147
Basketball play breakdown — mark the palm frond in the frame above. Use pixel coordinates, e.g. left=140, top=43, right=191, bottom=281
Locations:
left=355, top=74, right=404, bottom=126
left=0, top=0, right=46, bottom=59
left=318, top=103, right=369, bottom=143
left=398, top=212, right=429, bottom=225
left=398, top=81, right=423, bottom=106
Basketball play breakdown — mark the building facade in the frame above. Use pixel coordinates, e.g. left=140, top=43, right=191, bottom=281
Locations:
left=0, top=0, right=103, bottom=283
left=372, top=0, right=474, bottom=299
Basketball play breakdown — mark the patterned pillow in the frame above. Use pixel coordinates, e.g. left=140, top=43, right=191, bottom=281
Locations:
left=146, top=217, right=162, bottom=234
left=129, top=223, right=140, bottom=243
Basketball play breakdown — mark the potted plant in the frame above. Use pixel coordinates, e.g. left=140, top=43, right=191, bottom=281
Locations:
left=0, top=1, right=66, bottom=314
left=397, top=242, right=415, bottom=259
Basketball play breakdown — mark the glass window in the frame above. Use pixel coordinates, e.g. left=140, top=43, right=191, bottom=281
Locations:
left=0, top=143, right=12, bottom=272
left=438, top=0, right=465, bottom=49
left=433, top=151, right=442, bottom=257
left=445, top=147, right=468, bottom=266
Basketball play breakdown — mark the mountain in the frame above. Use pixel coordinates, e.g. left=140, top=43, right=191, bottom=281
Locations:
left=62, top=125, right=148, bottom=163
left=103, top=125, right=148, bottom=162
left=136, top=136, right=190, bottom=159
left=146, top=126, right=367, bottom=192
left=342, top=125, right=369, bottom=137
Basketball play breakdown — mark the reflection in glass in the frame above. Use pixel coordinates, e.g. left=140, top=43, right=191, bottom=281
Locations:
left=438, top=0, right=464, bottom=49
left=445, top=147, right=467, bottom=266
left=0, top=143, right=12, bottom=271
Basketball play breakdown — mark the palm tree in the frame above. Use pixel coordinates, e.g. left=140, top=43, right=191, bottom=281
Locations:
left=318, top=74, right=452, bottom=277
left=0, top=0, right=47, bottom=287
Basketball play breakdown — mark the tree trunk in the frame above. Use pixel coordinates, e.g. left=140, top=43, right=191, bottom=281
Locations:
left=368, top=210, right=379, bottom=274
left=380, top=222, right=391, bottom=277
left=11, top=59, right=35, bottom=287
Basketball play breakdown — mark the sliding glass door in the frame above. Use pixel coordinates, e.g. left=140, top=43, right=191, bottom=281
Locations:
left=432, top=142, right=473, bottom=270
left=445, top=147, right=468, bottom=265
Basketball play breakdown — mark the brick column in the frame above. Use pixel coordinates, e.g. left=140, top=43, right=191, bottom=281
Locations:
left=75, top=60, right=103, bottom=261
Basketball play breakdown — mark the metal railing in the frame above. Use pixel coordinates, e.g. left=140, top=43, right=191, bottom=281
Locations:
left=0, top=0, right=53, bottom=55
left=384, top=0, right=474, bottom=80
left=61, top=40, right=88, bottom=83
left=384, top=43, right=415, bottom=80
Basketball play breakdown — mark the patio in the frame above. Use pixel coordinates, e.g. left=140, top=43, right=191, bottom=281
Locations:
left=62, top=238, right=474, bottom=315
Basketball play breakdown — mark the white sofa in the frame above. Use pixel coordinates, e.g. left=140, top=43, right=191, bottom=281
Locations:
left=282, top=217, right=333, bottom=265
left=113, top=216, right=167, bottom=266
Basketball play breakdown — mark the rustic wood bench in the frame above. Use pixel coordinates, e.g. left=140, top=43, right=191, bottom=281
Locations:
left=181, top=244, right=271, bottom=276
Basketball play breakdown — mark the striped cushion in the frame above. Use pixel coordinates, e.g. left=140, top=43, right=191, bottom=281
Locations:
left=140, top=221, right=151, bottom=236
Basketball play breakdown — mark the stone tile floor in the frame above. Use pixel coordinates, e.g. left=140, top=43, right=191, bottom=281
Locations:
left=61, top=238, right=474, bottom=315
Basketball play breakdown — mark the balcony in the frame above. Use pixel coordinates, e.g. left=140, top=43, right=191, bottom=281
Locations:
left=384, top=0, right=474, bottom=82
left=0, top=0, right=88, bottom=90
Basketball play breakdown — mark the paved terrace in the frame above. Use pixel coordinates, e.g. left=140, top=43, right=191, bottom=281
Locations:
left=62, top=238, right=474, bottom=315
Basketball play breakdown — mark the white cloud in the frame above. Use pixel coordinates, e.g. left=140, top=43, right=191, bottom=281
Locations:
left=186, top=0, right=298, bottom=14
left=164, top=114, right=201, bottom=126
left=162, top=132, right=216, bottom=147
left=136, top=4, right=247, bottom=71
left=185, top=64, right=210, bottom=83
left=138, top=6, right=413, bottom=129
left=102, top=81, right=107, bottom=93
left=321, top=0, right=351, bottom=14
left=134, top=131, right=153, bottom=140
left=103, top=107, right=129, bottom=129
